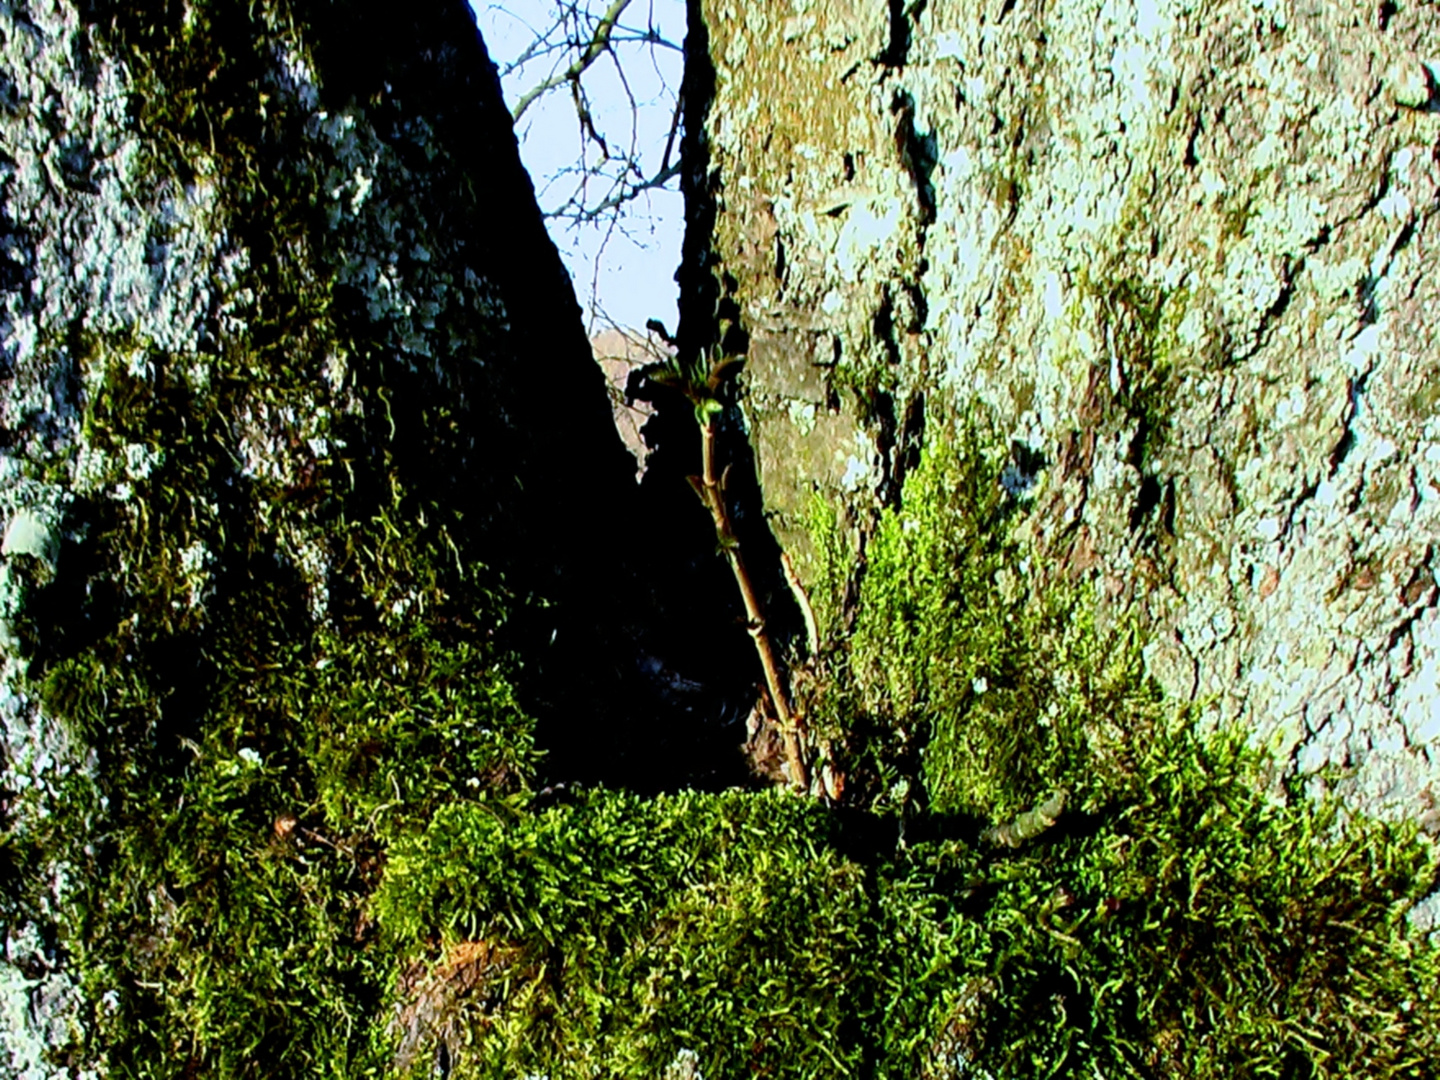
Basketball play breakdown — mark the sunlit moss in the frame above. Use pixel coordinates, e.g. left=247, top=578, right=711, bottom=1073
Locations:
left=870, top=726, right=1440, bottom=1079
left=9, top=4, right=1437, bottom=1079
left=799, top=412, right=1440, bottom=1078
left=376, top=788, right=868, bottom=1078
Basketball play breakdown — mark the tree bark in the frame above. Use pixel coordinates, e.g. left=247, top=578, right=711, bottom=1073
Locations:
left=0, top=0, right=642, bottom=1065
left=699, top=0, right=1440, bottom=876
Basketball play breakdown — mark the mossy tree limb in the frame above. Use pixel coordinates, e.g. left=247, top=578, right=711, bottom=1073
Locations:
left=981, top=789, right=1068, bottom=848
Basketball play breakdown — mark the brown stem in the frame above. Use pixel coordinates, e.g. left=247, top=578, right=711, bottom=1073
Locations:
left=697, top=416, right=810, bottom=791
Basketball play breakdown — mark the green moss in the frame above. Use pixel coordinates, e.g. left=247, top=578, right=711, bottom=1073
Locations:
left=793, top=413, right=1439, bottom=1077
left=9, top=6, right=537, bottom=1074
left=359, top=703, right=1440, bottom=1080
left=873, top=727, right=1440, bottom=1080
left=304, top=625, right=535, bottom=840
left=802, top=422, right=1160, bottom=821
left=375, top=788, right=869, bottom=1078
left=23, top=366, right=1440, bottom=1076
left=800, top=490, right=851, bottom=653
left=9, top=5, right=1438, bottom=1078
left=70, top=783, right=395, bottom=1078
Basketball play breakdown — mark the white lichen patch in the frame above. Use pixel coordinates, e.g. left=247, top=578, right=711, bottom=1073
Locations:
left=1, top=921, right=97, bottom=1080
left=1394, top=610, right=1440, bottom=748
left=662, top=1047, right=705, bottom=1080
left=0, top=650, right=98, bottom=1076
left=786, top=398, right=817, bottom=436
left=176, top=539, right=213, bottom=613
left=833, top=198, right=903, bottom=281
left=1, top=18, right=231, bottom=374
left=303, top=96, right=486, bottom=365
left=1, top=507, right=60, bottom=570
left=839, top=430, right=879, bottom=493
left=1215, top=188, right=1327, bottom=340
left=281, top=525, right=330, bottom=624
left=122, top=442, right=164, bottom=482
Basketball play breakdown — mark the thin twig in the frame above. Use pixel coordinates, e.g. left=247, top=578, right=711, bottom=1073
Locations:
left=582, top=159, right=681, bottom=219
left=694, top=412, right=810, bottom=791
left=511, top=0, right=634, bottom=122
left=658, top=90, right=683, bottom=177
left=780, top=550, right=820, bottom=658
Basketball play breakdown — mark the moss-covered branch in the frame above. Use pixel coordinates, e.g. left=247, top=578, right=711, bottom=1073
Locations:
left=981, top=789, right=1067, bottom=848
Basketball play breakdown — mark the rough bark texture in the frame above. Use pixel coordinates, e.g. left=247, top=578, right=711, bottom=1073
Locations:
left=5, top=0, right=1439, bottom=1072
left=702, top=0, right=1440, bottom=843
left=0, top=0, right=648, bottom=1066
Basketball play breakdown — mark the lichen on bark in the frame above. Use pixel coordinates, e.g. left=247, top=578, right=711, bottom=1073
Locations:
left=702, top=0, right=1440, bottom=838
left=0, top=0, right=638, bottom=1070
left=4, top=0, right=1440, bottom=1075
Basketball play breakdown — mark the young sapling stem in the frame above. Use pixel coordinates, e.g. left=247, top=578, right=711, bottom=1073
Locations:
left=662, top=348, right=811, bottom=791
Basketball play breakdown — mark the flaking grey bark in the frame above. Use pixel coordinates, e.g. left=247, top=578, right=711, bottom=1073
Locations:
left=701, top=0, right=1440, bottom=898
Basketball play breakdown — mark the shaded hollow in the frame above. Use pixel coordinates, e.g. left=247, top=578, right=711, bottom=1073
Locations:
left=512, top=0, right=808, bottom=794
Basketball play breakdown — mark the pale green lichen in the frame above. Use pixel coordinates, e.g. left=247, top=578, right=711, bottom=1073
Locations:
left=0, top=508, right=59, bottom=570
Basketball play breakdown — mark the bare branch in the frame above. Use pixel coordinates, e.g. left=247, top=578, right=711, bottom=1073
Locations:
left=658, top=89, right=682, bottom=176
left=483, top=0, right=685, bottom=320
left=499, top=9, right=569, bottom=75
left=511, top=0, right=635, bottom=122
left=578, top=159, right=680, bottom=219
left=605, top=29, right=641, bottom=165
left=570, top=78, right=609, bottom=161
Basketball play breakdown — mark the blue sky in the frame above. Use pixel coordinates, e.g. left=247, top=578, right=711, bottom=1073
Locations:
left=469, top=0, right=687, bottom=334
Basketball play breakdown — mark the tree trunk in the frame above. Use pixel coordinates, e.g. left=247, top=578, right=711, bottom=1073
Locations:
left=6, top=0, right=1440, bottom=1071
left=0, top=0, right=682, bottom=1065
left=699, top=0, right=1440, bottom=855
